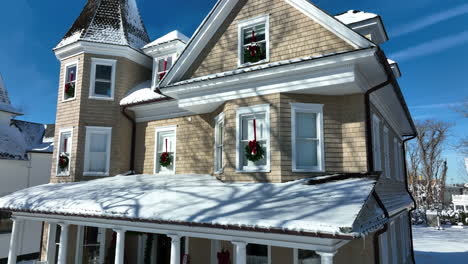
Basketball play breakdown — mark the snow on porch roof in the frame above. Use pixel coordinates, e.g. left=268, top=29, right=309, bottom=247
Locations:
left=0, top=174, right=378, bottom=236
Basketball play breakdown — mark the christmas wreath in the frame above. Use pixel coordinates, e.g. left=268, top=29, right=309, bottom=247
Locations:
left=243, top=30, right=266, bottom=64
left=65, top=82, right=75, bottom=98
left=244, top=119, right=265, bottom=162
left=159, top=152, right=173, bottom=168
left=58, top=153, right=69, bottom=170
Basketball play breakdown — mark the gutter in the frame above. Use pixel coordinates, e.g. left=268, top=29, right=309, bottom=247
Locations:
left=121, top=107, right=137, bottom=174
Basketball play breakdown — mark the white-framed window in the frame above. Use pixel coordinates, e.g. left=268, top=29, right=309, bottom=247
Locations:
left=84, top=127, right=112, bottom=176
left=379, top=231, right=389, bottom=264
left=291, top=103, right=325, bottom=172
left=155, top=56, right=173, bottom=84
left=372, top=114, right=382, bottom=171
left=57, top=128, right=73, bottom=176
left=246, top=244, right=271, bottom=264
left=154, top=126, right=177, bottom=174
left=383, top=126, right=390, bottom=179
left=63, top=61, right=78, bottom=101
left=236, top=104, right=270, bottom=172
left=89, top=58, right=116, bottom=100
left=293, top=249, right=321, bottom=264
left=214, top=113, right=225, bottom=174
left=238, top=15, right=270, bottom=67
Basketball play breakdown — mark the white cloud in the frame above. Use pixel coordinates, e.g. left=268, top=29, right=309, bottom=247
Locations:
left=410, top=102, right=463, bottom=110
left=390, top=3, right=468, bottom=37
left=390, top=30, right=468, bottom=62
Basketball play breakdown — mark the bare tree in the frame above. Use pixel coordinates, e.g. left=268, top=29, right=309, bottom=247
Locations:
left=407, top=120, right=451, bottom=209
left=455, top=99, right=468, bottom=156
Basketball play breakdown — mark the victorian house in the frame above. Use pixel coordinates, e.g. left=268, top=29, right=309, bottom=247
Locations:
left=0, top=0, right=416, bottom=264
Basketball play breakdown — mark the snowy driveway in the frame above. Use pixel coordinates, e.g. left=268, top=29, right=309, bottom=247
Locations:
left=413, top=226, right=468, bottom=263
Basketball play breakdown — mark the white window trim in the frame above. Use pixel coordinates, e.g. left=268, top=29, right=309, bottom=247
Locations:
left=153, top=125, right=177, bottom=175
left=372, top=114, right=382, bottom=171
left=62, top=61, right=79, bottom=102
left=83, top=126, right=112, bottom=176
left=290, top=103, right=325, bottom=172
left=214, top=112, right=225, bottom=174
left=56, top=127, right=73, bottom=176
left=237, top=14, right=270, bottom=67
left=236, top=104, right=271, bottom=172
left=383, top=126, right=390, bottom=179
left=89, top=58, right=117, bottom=100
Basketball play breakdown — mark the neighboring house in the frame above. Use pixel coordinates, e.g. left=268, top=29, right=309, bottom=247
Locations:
left=0, top=74, right=54, bottom=262
left=0, top=1, right=417, bottom=264
left=452, top=184, right=468, bottom=212
left=444, top=184, right=464, bottom=206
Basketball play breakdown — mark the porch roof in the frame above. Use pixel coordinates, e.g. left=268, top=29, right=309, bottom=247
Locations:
left=0, top=174, right=379, bottom=237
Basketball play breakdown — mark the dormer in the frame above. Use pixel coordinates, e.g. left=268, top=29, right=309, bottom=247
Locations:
left=0, top=73, right=22, bottom=125
left=335, top=10, right=389, bottom=45
left=142, top=30, right=190, bottom=88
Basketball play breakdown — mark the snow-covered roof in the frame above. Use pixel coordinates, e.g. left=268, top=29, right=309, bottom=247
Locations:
left=0, top=174, right=380, bottom=236
left=0, top=123, right=27, bottom=160
left=143, top=30, right=190, bottom=49
left=335, top=10, right=378, bottom=25
left=120, top=81, right=169, bottom=106
left=12, top=120, right=54, bottom=153
left=0, top=74, right=22, bottom=115
left=56, top=0, right=150, bottom=50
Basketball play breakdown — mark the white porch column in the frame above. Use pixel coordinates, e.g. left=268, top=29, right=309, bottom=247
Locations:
left=168, top=234, right=181, bottom=264
left=98, top=228, right=107, bottom=264
left=75, top=225, right=84, bottom=264
left=57, top=223, right=70, bottom=264
left=316, top=251, right=336, bottom=264
left=232, top=241, right=247, bottom=264
left=45, top=223, right=57, bottom=263
left=7, top=218, right=23, bottom=264
left=114, top=229, right=126, bottom=264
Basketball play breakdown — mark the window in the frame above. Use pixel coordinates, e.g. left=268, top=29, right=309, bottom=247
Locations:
left=156, top=56, right=173, bottom=83
left=383, top=126, right=390, bottom=179
left=154, top=126, right=176, bottom=174
left=57, top=128, right=73, bottom=176
left=238, top=15, right=269, bottom=66
left=294, top=249, right=321, bottom=264
left=84, top=127, right=112, bottom=176
left=214, top=113, right=225, bottom=174
left=0, top=211, right=12, bottom=234
left=90, top=58, right=116, bottom=100
left=63, top=62, right=78, bottom=101
left=372, top=115, right=382, bottom=171
left=246, top=244, right=270, bottom=264
left=236, top=105, right=270, bottom=172
left=455, top=205, right=464, bottom=211
left=291, top=103, right=324, bottom=172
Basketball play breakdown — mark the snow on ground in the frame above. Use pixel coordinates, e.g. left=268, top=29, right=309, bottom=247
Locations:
left=413, top=225, right=468, bottom=263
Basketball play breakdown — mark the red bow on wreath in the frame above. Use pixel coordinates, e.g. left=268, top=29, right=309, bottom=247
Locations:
left=248, top=119, right=258, bottom=155
left=248, top=30, right=258, bottom=57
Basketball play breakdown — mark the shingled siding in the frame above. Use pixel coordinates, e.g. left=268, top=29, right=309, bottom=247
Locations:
left=135, top=93, right=368, bottom=182
left=51, top=54, right=151, bottom=183
left=189, top=0, right=354, bottom=78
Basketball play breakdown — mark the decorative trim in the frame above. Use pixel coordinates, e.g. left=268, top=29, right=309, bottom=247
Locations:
left=83, top=126, right=112, bottom=177
left=54, top=41, right=152, bottom=69
left=89, top=58, right=117, bottom=101
left=290, top=103, right=325, bottom=172
left=153, top=125, right=177, bottom=175
left=236, top=104, right=271, bottom=172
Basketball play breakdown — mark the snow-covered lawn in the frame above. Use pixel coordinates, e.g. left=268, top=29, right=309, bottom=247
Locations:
left=413, top=225, right=468, bottom=263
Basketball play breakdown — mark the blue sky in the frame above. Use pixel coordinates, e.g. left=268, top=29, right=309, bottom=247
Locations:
left=0, top=0, right=467, bottom=182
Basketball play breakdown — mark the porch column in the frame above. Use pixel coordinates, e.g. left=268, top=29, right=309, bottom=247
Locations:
left=75, top=225, right=84, bottom=264
left=98, top=228, right=107, bottom=264
left=114, top=229, right=126, bottom=264
left=316, top=251, right=336, bottom=264
left=7, top=218, right=23, bottom=264
left=45, top=223, right=57, bottom=263
left=232, top=241, right=247, bottom=264
left=168, top=234, right=181, bottom=264
left=57, top=223, right=70, bottom=264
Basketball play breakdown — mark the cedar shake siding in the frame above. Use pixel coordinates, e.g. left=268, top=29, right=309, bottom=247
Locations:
left=187, top=0, right=354, bottom=79
left=135, top=93, right=368, bottom=183
left=51, top=53, right=151, bottom=183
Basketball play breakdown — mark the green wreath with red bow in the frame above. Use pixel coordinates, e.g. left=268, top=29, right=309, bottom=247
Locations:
left=244, top=119, right=265, bottom=162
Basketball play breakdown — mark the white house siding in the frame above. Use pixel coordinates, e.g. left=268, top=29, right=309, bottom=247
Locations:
left=0, top=152, right=52, bottom=259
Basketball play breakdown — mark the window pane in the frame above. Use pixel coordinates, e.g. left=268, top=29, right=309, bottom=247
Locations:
left=242, top=140, right=267, bottom=167
left=60, top=132, right=72, bottom=154
left=296, top=140, right=318, bottom=167
left=66, top=65, right=77, bottom=83
left=166, top=56, right=173, bottom=69
left=94, top=81, right=111, bottom=96
left=157, top=131, right=175, bottom=153
left=88, top=133, right=108, bottom=173
left=95, top=65, right=112, bottom=80
left=298, top=250, right=321, bottom=264
left=243, top=24, right=266, bottom=44
left=90, top=134, right=108, bottom=153
left=241, top=114, right=266, bottom=141
left=247, top=244, right=268, bottom=264
left=89, top=152, right=106, bottom=172
left=296, top=112, right=317, bottom=138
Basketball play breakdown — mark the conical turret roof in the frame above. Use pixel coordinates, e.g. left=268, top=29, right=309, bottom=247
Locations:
left=0, top=74, right=22, bottom=115
left=56, top=0, right=150, bottom=50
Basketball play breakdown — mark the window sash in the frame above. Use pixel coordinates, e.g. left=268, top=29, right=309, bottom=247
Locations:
left=238, top=15, right=269, bottom=67
left=90, top=58, right=116, bottom=99
left=155, top=128, right=176, bottom=174
left=239, top=114, right=268, bottom=170
left=57, top=129, right=73, bottom=175
left=84, top=127, right=111, bottom=176
left=214, top=116, right=224, bottom=173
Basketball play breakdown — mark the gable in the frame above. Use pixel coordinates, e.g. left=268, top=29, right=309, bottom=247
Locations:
left=183, top=0, right=356, bottom=80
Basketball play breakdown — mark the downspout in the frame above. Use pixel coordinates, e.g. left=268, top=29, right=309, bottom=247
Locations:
left=403, top=135, right=417, bottom=264
left=121, top=107, right=136, bottom=174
